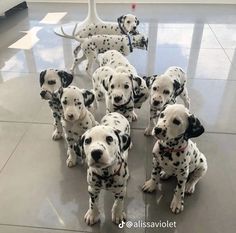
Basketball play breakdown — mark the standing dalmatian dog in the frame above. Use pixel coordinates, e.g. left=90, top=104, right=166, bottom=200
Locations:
left=61, top=27, right=148, bottom=77
left=142, top=104, right=207, bottom=214
left=75, top=112, right=131, bottom=225
left=71, top=14, right=140, bottom=58
left=60, top=86, right=97, bottom=167
left=92, top=50, right=149, bottom=122
left=39, top=69, right=73, bottom=140
left=144, top=66, right=190, bottom=136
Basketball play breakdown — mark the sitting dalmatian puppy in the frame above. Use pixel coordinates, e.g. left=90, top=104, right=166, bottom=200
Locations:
left=71, top=14, right=140, bottom=58
left=39, top=69, right=73, bottom=140
left=75, top=112, right=131, bottom=225
left=142, top=104, right=207, bottom=214
left=144, top=66, right=190, bottom=136
left=60, top=86, right=97, bottom=167
left=62, top=27, right=148, bottom=77
left=92, top=51, right=149, bottom=122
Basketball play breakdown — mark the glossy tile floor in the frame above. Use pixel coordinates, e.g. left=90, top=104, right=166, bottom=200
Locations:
left=0, top=2, right=236, bottom=233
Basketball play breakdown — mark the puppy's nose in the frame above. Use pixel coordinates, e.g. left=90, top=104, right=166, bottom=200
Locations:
left=133, top=26, right=136, bottom=30
left=67, top=114, right=74, bottom=120
left=153, top=100, right=160, bottom=106
left=154, top=127, right=162, bottom=135
left=114, top=96, right=122, bottom=103
left=40, top=91, right=46, bottom=98
left=91, top=149, right=103, bottom=162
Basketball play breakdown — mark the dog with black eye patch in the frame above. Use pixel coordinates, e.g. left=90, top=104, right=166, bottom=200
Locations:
left=142, top=104, right=207, bottom=214
left=143, top=66, right=190, bottom=136
left=39, top=69, right=73, bottom=140
left=60, top=86, right=97, bottom=167
left=74, top=112, right=131, bottom=225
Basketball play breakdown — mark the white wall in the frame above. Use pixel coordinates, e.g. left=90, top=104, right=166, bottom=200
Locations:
left=27, top=0, right=236, bottom=4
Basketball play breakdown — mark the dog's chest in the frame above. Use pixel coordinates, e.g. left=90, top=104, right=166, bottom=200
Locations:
left=157, top=151, right=190, bottom=176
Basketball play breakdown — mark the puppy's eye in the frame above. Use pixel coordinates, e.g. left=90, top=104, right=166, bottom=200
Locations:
left=106, top=136, right=113, bottom=144
left=153, top=87, right=157, bottom=91
left=124, top=84, right=129, bottom=89
left=85, top=137, right=92, bottom=144
left=160, top=113, right=164, bottom=118
left=48, top=80, right=56, bottom=85
left=173, top=118, right=181, bottom=125
left=111, top=84, right=114, bottom=89
left=62, top=100, right=67, bottom=105
left=163, top=90, right=170, bottom=95
left=127, top=20, right=130, bottom=24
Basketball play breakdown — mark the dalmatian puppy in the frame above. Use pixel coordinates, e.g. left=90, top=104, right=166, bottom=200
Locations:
left=142, top=104, right=207, bottom=214
left=39, top=69, right=73, bottom=140
left=71, top=14, right=140, bottom=58
left=61, top=27, right=148, bottom=77
left=92, top=63, right=148, bottom=122
left=99, top=50, right=149, bottom=108
left=60, top=86, right=97, bottom=167
left=144, top=66, right=190, bottom=136
left=75, top=112, right=131, bottom=225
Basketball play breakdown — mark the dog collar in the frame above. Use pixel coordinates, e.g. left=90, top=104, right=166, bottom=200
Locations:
left=127, top=34, right=133, bottom=53
left=159, top=141, right=188, bottom=153
left=92, top=162, right=123, bottom=180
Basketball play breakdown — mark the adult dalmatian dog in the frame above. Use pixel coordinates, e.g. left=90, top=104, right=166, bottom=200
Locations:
left=39, top=69, right=73, bottom=140
left=39, top=69, right=95, bottom=141
left=142, top=104, right=207, bottom=214
left=143, top=66, right=190, bottom=136
left=60, top=86, right=97, bottom=167
left=62, top=26, right=148, bottom=77
left=92, top=50, right=149, bottom=122
left=70, top=14, right=140, bottom=58
left=74, top=112, right=131, bottom=225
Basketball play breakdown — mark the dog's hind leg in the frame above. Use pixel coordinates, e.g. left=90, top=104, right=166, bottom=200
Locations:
left=185, top=155, right=207, bottom=194
left=70, top=54, right=85, bottom=75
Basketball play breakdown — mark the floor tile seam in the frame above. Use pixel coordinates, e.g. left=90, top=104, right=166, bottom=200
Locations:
left=0, top=125, right=30, bottom=174
left=0, top=223, right=92, bottom=233
left=208, top=23, right=235, bottom=64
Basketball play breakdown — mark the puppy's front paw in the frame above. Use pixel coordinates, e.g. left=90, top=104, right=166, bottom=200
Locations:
left=84, top=209, right=100, bottom=225
left=112, top=211, right=126, bottom=225
left=66, top=153, right=77, bottom=168
left=142, top=179, right=156, bottom=193
left=132, top=112, right=138, bottom=121
left=144, top=127, right=153, bottom=136
left=185, top=182, right=196, bottom=194
left=160, top=170, right=171, bottom=180
left=170, top=195, right=184, bottom=214
left=52, top=129, right=63, bottom=140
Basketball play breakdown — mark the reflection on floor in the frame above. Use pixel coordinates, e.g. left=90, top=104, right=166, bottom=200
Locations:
left=0, top=2, right=235, bottom=233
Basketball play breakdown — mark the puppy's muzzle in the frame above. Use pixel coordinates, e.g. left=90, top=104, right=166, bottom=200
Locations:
left=40, top=90, right=47, bottom=98
left=114, top=96, right=122, bottom=103
left=67, top=113, right=74, bottom=120
left=91, top=149, right=103, bottom=162
left=154, top=127, right=162, bottom=136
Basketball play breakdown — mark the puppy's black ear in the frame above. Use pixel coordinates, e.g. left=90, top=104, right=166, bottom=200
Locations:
left=58, top=87, right=63, bottom=99
left=117, top=15, right=124, bottom=24
left=39, top=70, right=46, bottom=87
left=143, top=75, right=156, bottom=88
left=184, top=114, right=205, bottom=140
left=133, top=76, right=142, bottom=96
left=173, top=80, right=184, bottom=97
left=82, top=89, right=95, bottom=107
left=103, top=75, right=112, bottom=92
left=133, top=76, right=142, bottom=87
left=121, top=133, right=131, bottom=152
left=74, top=135, right=85, bottom=159
left=57, top=71, right=73, bottom=87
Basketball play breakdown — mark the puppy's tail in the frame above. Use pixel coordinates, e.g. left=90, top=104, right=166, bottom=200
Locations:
left=60, top=23, right=84, bottom=43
